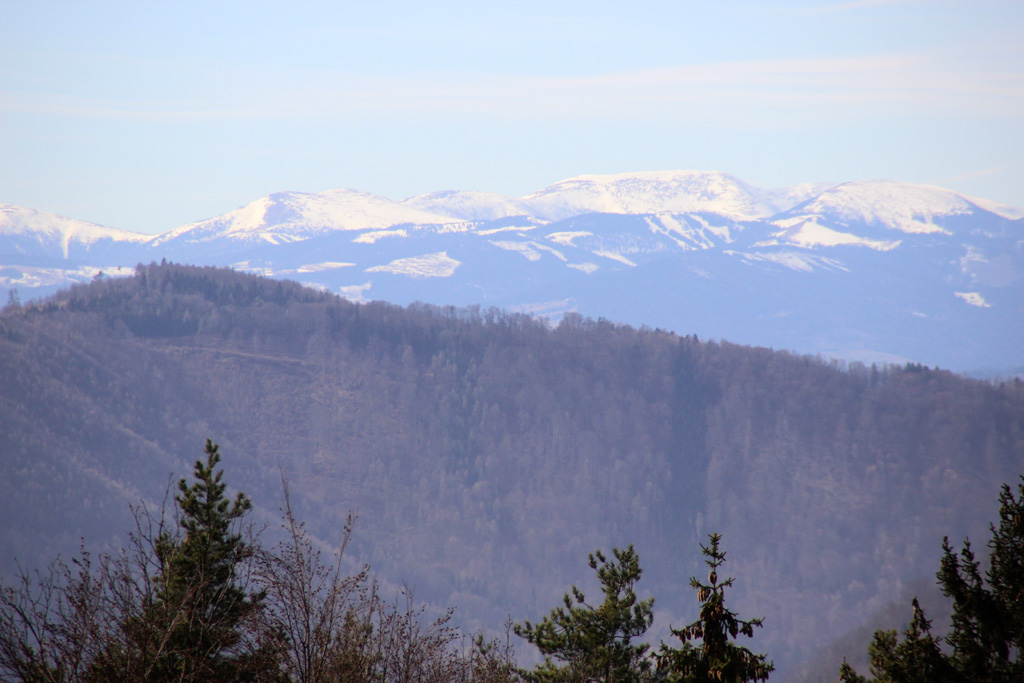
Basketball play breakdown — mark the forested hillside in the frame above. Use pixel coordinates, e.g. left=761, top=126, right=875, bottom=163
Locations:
left=1, top=263, right=1022, bottom=681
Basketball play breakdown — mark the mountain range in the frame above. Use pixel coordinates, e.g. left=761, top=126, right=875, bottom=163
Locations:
left=3, top=170, right=1023, bottom=372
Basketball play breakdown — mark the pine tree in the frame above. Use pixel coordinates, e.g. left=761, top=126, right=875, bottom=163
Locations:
left=144, top=439, right=271, bottom=682
left=655, top=533, right=772, bottom=683
left=839, top=475, right=1024, bottom=683
left=515, top=545, right=654, bottom=683
left=837, top=598, right=954, bottom=683
left=935, top=476, right=1024, bottom=682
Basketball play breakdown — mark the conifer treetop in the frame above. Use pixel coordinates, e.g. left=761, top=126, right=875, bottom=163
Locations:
left=657, top=533, right=773, bottom=683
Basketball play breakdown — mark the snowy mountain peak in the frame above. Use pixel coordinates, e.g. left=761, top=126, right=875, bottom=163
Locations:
left=153, top=189, right=460, bottom=246
left=0, top=204, right=150, bottom=243
left=757, top=182, right=841, bottom=214
left=522, top=170, right=777, bottom=221
left=0, top=204, right=150, bottom=258
left=401, top=190, right=529, bottom=221
left=783, top=180, right=984, bottom=234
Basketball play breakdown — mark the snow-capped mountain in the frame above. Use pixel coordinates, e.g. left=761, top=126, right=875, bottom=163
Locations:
left=520, top=170, right=780, bottom=221
left=401, top=190, right=531, bottom=221
left=776, top=180, right=985, bottom=235
left=2, top=172, right=1021, bottom=373
left=0, top=204, right=151, bottom=259
left=152, top=189, right=461, bottom=249
left=0, top=204, right=152, bottom=291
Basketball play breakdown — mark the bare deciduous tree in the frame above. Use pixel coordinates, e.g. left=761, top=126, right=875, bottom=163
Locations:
left=257, top=477, right=368, bottom=683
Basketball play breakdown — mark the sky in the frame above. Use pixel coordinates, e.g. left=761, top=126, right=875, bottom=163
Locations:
left=2, top=0, right=1023, bottom=235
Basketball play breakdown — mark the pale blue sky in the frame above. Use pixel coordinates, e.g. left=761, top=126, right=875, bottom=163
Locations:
left=2, top=0, right=1022, bottom=234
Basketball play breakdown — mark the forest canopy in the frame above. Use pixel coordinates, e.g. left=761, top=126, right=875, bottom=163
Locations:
left=1, top=263, right=1022, bottom=680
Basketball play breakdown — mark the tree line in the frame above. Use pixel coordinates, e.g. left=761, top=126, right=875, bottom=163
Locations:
left=3, top=439, right=1022, bottom=683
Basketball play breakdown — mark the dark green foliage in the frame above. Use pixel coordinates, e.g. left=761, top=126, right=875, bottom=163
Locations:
left=837, top=599, right=953, bottom=683
left=839, top=476, right=1024, bottom=683
left=936, top=476, right=1024, bottom=682
left=84, top=440, right=274, bottom=683
left=515, top=546, right=654, bottom=683
left=0, top=441, right=277, bottom=683
left=149, top=439, right=266, bottom=681
left=656, top=534, right=772, bottom=683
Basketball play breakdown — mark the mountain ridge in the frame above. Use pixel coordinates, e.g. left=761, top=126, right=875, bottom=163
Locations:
left=2, top=171, right=1022, bottom=372
left=9, top=171, right=1021, bottom=244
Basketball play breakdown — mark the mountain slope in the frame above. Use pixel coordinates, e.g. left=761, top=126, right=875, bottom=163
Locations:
left=1, top=264, right=1022, bottom=681
left=0, top=204, right=151, bottom=260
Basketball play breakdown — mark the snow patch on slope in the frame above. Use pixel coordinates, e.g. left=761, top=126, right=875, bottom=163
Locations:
left=490, top=240, right=568, bottom=262
left=770, top=218, right=901, bottom=250
left=354, top=229, right=408, bottom=244
left=366, top=252, right=460, bottom=278
left=534, top=243, right=568, bottom=261
left=477, top=224, right=541, bottom=236
left=547, top=231, right=593, bottom=246
left=297, top=262, right=355, bottom=273
left=594, top=250, right=637, bottom=267
left=644, top=214, right=718, bottom=250
left=338, top=281, right=373, bottom=302
left=726, top=250, right=849, bottom=273
left=491, top=241, right=543, bottom=261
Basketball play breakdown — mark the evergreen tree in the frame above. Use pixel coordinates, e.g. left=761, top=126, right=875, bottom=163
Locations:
left=656, top=533, right=772, bottom=683
left=122, top=439, right=272, bottom=682
left=515, top=545, right=654, bottom=683
left=935, top=476, right=1024, bottom=682
left=161, top=439, right=269, bottom=681
left=837, top=598, right=954, bottom=683
left=839, top=475, right=1024, bottom=683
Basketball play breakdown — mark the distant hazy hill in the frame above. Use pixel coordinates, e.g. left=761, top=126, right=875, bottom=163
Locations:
left=1, top=264, right=1021, bottom=681
left=3, top=170, right=1022, bottom=372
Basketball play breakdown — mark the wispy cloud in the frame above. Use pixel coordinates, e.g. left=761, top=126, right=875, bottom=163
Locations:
left=0, top=90, right=258, bottom=122
left=4, top=53, right=1022, bottom=124
left=273, top=54, right=1024, bottom=122
left=939, top=168, right=1003, bottom=184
